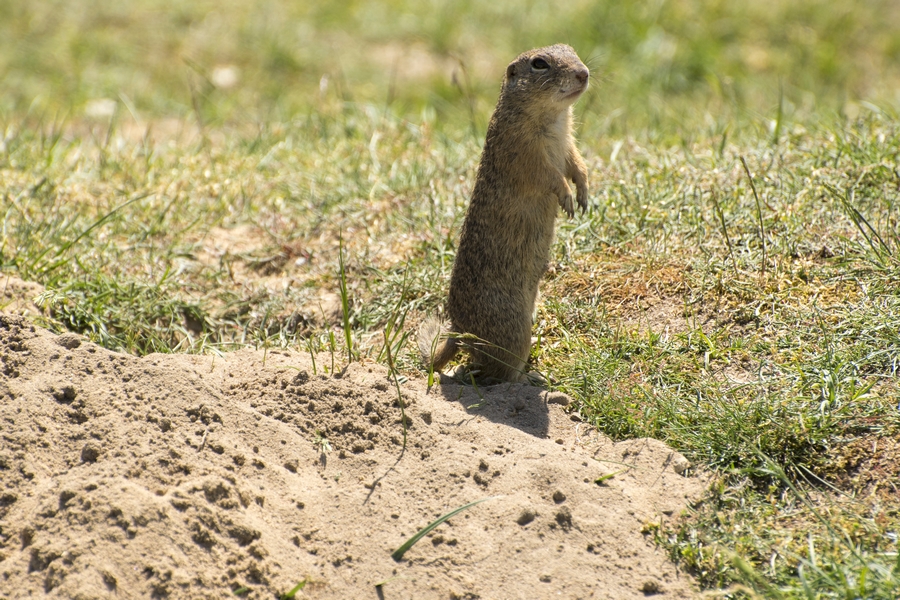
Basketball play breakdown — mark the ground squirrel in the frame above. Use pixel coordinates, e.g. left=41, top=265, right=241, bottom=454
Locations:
left=419, top=44, right=590, bottom=382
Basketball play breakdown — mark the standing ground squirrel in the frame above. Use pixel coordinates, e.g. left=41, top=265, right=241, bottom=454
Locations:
left=419, top=44, right=590, bottom=382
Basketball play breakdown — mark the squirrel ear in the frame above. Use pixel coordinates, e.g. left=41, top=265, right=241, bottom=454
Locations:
left=506, top=64, right=517, bottom=81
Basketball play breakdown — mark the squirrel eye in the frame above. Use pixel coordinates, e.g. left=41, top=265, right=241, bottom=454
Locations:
left=531, top=58, right=550, bottom=70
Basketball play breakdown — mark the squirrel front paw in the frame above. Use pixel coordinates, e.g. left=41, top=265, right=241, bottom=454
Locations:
left=559, top=191, right=575, bottom=218
left=556, top=180, right=575, bottom=217
left=575, top=182, right=588, bottom=214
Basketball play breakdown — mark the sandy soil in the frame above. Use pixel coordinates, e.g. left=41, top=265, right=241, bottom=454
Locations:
left=0, top=310, right=706, bottom=599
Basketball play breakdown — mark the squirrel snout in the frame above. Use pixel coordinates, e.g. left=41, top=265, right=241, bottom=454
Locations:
left=575, top=69, right=589, bottom=85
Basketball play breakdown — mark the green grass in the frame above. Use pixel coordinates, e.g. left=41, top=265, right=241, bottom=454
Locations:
left=390, top=496, right=497, bottom=562
left=2, top=0, right=900, bottom=597
left=537, top=116, right=900, bottom=596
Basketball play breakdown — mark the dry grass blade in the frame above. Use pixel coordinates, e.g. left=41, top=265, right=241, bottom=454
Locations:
left=382, top=328, right=408, bottom=450
left=739, top=156, right=768, bottom=276
left=338, top=232, right=354, bottom=362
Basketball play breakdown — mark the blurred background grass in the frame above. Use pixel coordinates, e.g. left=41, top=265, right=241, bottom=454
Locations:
left=3, top=0, right=899, bottom=134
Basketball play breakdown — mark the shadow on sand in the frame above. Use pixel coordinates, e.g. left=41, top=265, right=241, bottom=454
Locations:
left=433, top=373, right=572, bottom=439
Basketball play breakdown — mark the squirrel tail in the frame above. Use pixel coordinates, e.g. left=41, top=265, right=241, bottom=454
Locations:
left=418, top=316, right=459, bottom=373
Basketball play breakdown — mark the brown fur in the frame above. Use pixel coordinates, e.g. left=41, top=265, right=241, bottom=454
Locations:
left=419, top=44, right=590, bottom=382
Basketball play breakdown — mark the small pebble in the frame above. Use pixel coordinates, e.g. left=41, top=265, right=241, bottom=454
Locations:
left=516, top=509, right=536, bottom=526
left=671, top=455, right=691, bottom=475
left=81, top=442, right=101, bottom=463
left=641, top=580, right=663, bottom=595
left=545, top=392, right=571, bottom=406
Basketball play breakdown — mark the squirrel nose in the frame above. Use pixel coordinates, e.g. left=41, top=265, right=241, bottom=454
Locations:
left=575, top=69, right=589, bottom=84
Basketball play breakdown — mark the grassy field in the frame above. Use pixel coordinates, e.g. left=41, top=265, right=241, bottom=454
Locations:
left=3, top=0, right=900, bottom=597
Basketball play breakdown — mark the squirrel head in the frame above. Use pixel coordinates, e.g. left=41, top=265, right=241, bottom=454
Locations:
left=501, top=44, right=589, bottom=112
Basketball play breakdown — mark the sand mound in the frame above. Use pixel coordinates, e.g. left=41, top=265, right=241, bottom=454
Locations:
left=0, top=276, right=44, bottom=318
left=0, top=314, right=705, bottom=599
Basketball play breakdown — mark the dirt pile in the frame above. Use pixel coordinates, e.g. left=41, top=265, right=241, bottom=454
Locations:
left=0, top=276, right=44, bottom=319
left=0, top=313, right=705, bottom=599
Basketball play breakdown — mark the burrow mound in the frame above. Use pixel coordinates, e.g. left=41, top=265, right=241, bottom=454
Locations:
left=0, top=314, right=705, bottom=599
